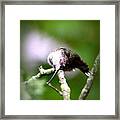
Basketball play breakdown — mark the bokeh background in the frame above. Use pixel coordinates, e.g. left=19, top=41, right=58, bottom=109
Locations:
left=20, top=20, right=100, bottom=100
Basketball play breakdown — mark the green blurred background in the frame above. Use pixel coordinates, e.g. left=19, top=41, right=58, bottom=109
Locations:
left=20, top=20, right=100, bottom=100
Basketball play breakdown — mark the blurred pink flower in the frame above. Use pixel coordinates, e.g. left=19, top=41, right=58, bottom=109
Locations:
left=23, top=31, right=63, bottom=62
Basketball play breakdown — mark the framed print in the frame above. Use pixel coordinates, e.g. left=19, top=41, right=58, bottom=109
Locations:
left=0, top=0, right=119, bottom=119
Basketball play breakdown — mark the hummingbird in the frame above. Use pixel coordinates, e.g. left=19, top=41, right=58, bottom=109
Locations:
left=47, top=47, right=91, bottom=84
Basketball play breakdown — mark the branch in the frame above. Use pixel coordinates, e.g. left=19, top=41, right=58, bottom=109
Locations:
left=79, top=54, right=100, bottom=100
left=58, top=70, right=71, bottom=100
left=24, top=66, right=71, bottom=100
left=24, top=66, right=54, bottom=84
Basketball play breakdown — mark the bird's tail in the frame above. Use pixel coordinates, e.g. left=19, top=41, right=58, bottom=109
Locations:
left=74, top=57, right=91, bottom=77
left=78, top=60, right=91, bottom=77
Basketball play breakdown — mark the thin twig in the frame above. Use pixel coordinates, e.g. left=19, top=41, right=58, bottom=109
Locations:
left=24, top=66, right=54, bottom=84
left=79, top=54, right=100, bottom=100
left=46, top=82, right=63, bottom=96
